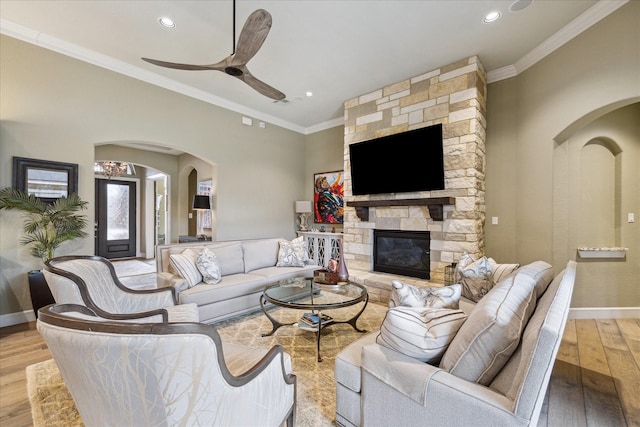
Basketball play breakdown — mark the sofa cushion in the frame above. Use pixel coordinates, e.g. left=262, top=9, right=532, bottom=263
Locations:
left=196, top=249, right=222, bottom=285
left=335, top=332, right=379, bottom=393
left=440, top=261, right=554, bottom=385
left=178, top=273, right=268, bottom=306
left=242, top=238, right=280, bottom=273
left=250, top=265, right=319, bottom=283
left=169, top=249, right=202, bottom=288
left=389, top=281, right=462, bottom=309
left=276, top=237, right=307, bottom=267
left=209, top=243, right=245, bottom=276
left=377, top=307, right=467, bottom=363
left=165, top=303, right=200, bottom=322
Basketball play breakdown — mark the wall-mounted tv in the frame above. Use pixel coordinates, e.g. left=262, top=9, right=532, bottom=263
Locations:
left=349, top=123, right=444, bottom=196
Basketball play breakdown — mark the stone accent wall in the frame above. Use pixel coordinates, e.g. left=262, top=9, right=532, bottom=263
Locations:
left=342, top=56, right=487, bottom=303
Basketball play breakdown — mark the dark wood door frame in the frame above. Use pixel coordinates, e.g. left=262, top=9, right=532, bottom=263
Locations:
left=95, top=179, right=137, bottom=259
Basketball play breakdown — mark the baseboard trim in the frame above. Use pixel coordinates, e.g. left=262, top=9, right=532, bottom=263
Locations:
left=569, top=307, right=640, bottom=319
left=0, top=309, right=36, bottom=328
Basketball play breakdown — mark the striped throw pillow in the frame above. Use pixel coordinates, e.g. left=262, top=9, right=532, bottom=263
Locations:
left=169, top=249, right=202, bottom=288
left=376, top=307, right=467, bottom=364
left=489, top=259, right=520, bottom=283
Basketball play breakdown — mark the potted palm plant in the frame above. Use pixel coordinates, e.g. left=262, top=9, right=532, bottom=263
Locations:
left=0, top=187, right=89, bottom=316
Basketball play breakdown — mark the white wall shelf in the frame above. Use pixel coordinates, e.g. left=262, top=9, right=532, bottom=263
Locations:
left=577, top=247, right=628, bottom=259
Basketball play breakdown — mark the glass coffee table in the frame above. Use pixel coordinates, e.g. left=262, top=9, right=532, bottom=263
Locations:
left=260, top=277, right=368, bottom=362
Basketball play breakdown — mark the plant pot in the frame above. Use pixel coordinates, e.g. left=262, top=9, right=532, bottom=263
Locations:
left=28, top=270, right=55, bottom=318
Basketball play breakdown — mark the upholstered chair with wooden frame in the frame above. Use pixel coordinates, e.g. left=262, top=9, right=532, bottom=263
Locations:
left=43, top=255, right=199, bottom=323
left=37, top=304, right=297, bottom=427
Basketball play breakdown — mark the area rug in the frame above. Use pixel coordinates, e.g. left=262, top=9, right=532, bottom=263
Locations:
left=26, top=359, right=82, bottom=426
left=27, top=302, right=388, bottom=426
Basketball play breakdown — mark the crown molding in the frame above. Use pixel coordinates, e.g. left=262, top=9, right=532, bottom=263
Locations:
left=304, top=117, right=345, bottom=135
left=0, top=19, right=306, bottom=135
left=487, top=65, right=518, bottom=84
left=1, top=1, right=629, bottom=133
left=513, top=0, right=628, bottom=75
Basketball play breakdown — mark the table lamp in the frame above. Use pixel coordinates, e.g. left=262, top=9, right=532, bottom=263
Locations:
left=192, top=195, right=211, bottom=239
left=295, top=200, right=312, bottom=231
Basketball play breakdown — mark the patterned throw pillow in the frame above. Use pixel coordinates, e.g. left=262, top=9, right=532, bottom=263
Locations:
left=196, top=248, right=222, bottom=285
left=389, top=281, right=462, bottom=310
left=459, top=256, right=494, bottom=302
left=276, top=236, right=307, bottom=267
left=169, top=249, right=202, bottom=288
left=377, top=307, right=467, bottom=363
left=454, top=252, right=475, bottom=283
left=455, top=254, right=521, bottom=303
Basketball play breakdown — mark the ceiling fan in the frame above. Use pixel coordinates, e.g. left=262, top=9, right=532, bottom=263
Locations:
left=142, top=2, right=285, bottom=100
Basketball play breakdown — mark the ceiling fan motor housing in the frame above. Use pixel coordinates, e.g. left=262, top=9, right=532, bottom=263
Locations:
left=225, top=67, right=244, bottom=77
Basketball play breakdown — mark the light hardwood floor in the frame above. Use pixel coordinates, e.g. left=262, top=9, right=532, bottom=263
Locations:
left=1, top=318, right=638, bottom=426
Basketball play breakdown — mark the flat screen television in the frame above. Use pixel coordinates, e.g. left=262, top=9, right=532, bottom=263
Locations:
left=349, top=123, right=444, bottom=195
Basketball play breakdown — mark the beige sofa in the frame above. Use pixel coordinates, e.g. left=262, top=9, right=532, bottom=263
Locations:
left=335, top=260, right=577, bottom=427
left=155, top=237, right=319, bottom=323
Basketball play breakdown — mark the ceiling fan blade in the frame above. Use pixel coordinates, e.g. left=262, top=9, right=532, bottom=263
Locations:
left=141, top=57, right=223, bottom=71
left=231, top=9, right=272, bottom=66
left=236, top=66, right=286, bottom=100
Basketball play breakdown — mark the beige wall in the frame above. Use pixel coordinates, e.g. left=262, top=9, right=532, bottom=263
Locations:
left=304, top=126, right=345, bottom=231
left=555, top=104, right=639, bottom=308
left=485, top=2, right=640, bottom=308
left=0, top=35, right=308, bottom=319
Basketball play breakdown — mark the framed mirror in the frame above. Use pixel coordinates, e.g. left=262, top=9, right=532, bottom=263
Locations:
left=13, top=157, right=78, bottom=204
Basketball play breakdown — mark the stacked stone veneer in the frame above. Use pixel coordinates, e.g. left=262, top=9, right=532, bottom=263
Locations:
left=343, top=56, right=487, bottom=303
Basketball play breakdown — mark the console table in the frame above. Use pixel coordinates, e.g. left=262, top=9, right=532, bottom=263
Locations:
left=297, top=231, right=342, bottom=268
left=178, top=235, right=212, bottom=243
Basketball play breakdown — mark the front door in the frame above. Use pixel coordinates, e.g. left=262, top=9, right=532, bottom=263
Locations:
left=95, top=179, right=136, bottom=259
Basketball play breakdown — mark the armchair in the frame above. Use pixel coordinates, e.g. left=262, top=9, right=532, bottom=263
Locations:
left=43, top=255, right=198, bottom=322
left=37, top=304, right=296, bottom=427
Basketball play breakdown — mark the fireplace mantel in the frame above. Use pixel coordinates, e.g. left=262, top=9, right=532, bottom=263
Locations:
left=347, top=197, right=455, bottom=222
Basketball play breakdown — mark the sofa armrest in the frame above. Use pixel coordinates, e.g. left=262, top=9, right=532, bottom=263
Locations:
left=157, top=271, right=191, bottom=293
left=362, top=344, right=513, bottom=412
left=157, top=271, right=177, bottom=288
left=361, top=342, right=441, bottom=404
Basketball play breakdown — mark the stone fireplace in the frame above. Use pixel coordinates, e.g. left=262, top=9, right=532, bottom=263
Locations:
left=342, top=56, right=487, bottom=303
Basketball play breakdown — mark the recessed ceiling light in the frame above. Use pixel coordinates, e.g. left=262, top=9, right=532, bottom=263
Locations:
left=305, top=91, right=313, bottom=97
left=483, top=11, right=501, bottom=23
left=159, top=17, right=175, bottom=28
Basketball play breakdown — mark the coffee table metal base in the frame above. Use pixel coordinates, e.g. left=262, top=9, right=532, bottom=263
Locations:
left=259, top=293, right=368, bottom=362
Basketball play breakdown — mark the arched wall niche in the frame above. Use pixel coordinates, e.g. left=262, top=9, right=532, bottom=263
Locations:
left=177, top=155, right=217, bottom=240
left=579, top=137, right=622, bottom=247
left=553, top=102, right=639, bottom=308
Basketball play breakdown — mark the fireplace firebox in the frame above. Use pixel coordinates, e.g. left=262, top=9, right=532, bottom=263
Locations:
left=373, top=230, right=430, bottom=279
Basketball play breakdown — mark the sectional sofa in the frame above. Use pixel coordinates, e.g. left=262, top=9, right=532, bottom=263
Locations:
left=334, top=260, right=577, bottom=427
left=155, top=237, right=319, bottom=324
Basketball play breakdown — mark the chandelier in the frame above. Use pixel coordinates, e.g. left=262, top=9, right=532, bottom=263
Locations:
left=94, top=161, right=135, bottom=179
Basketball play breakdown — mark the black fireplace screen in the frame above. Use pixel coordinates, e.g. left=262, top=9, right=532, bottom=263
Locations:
left=373, top=230, right=430, bottom=279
